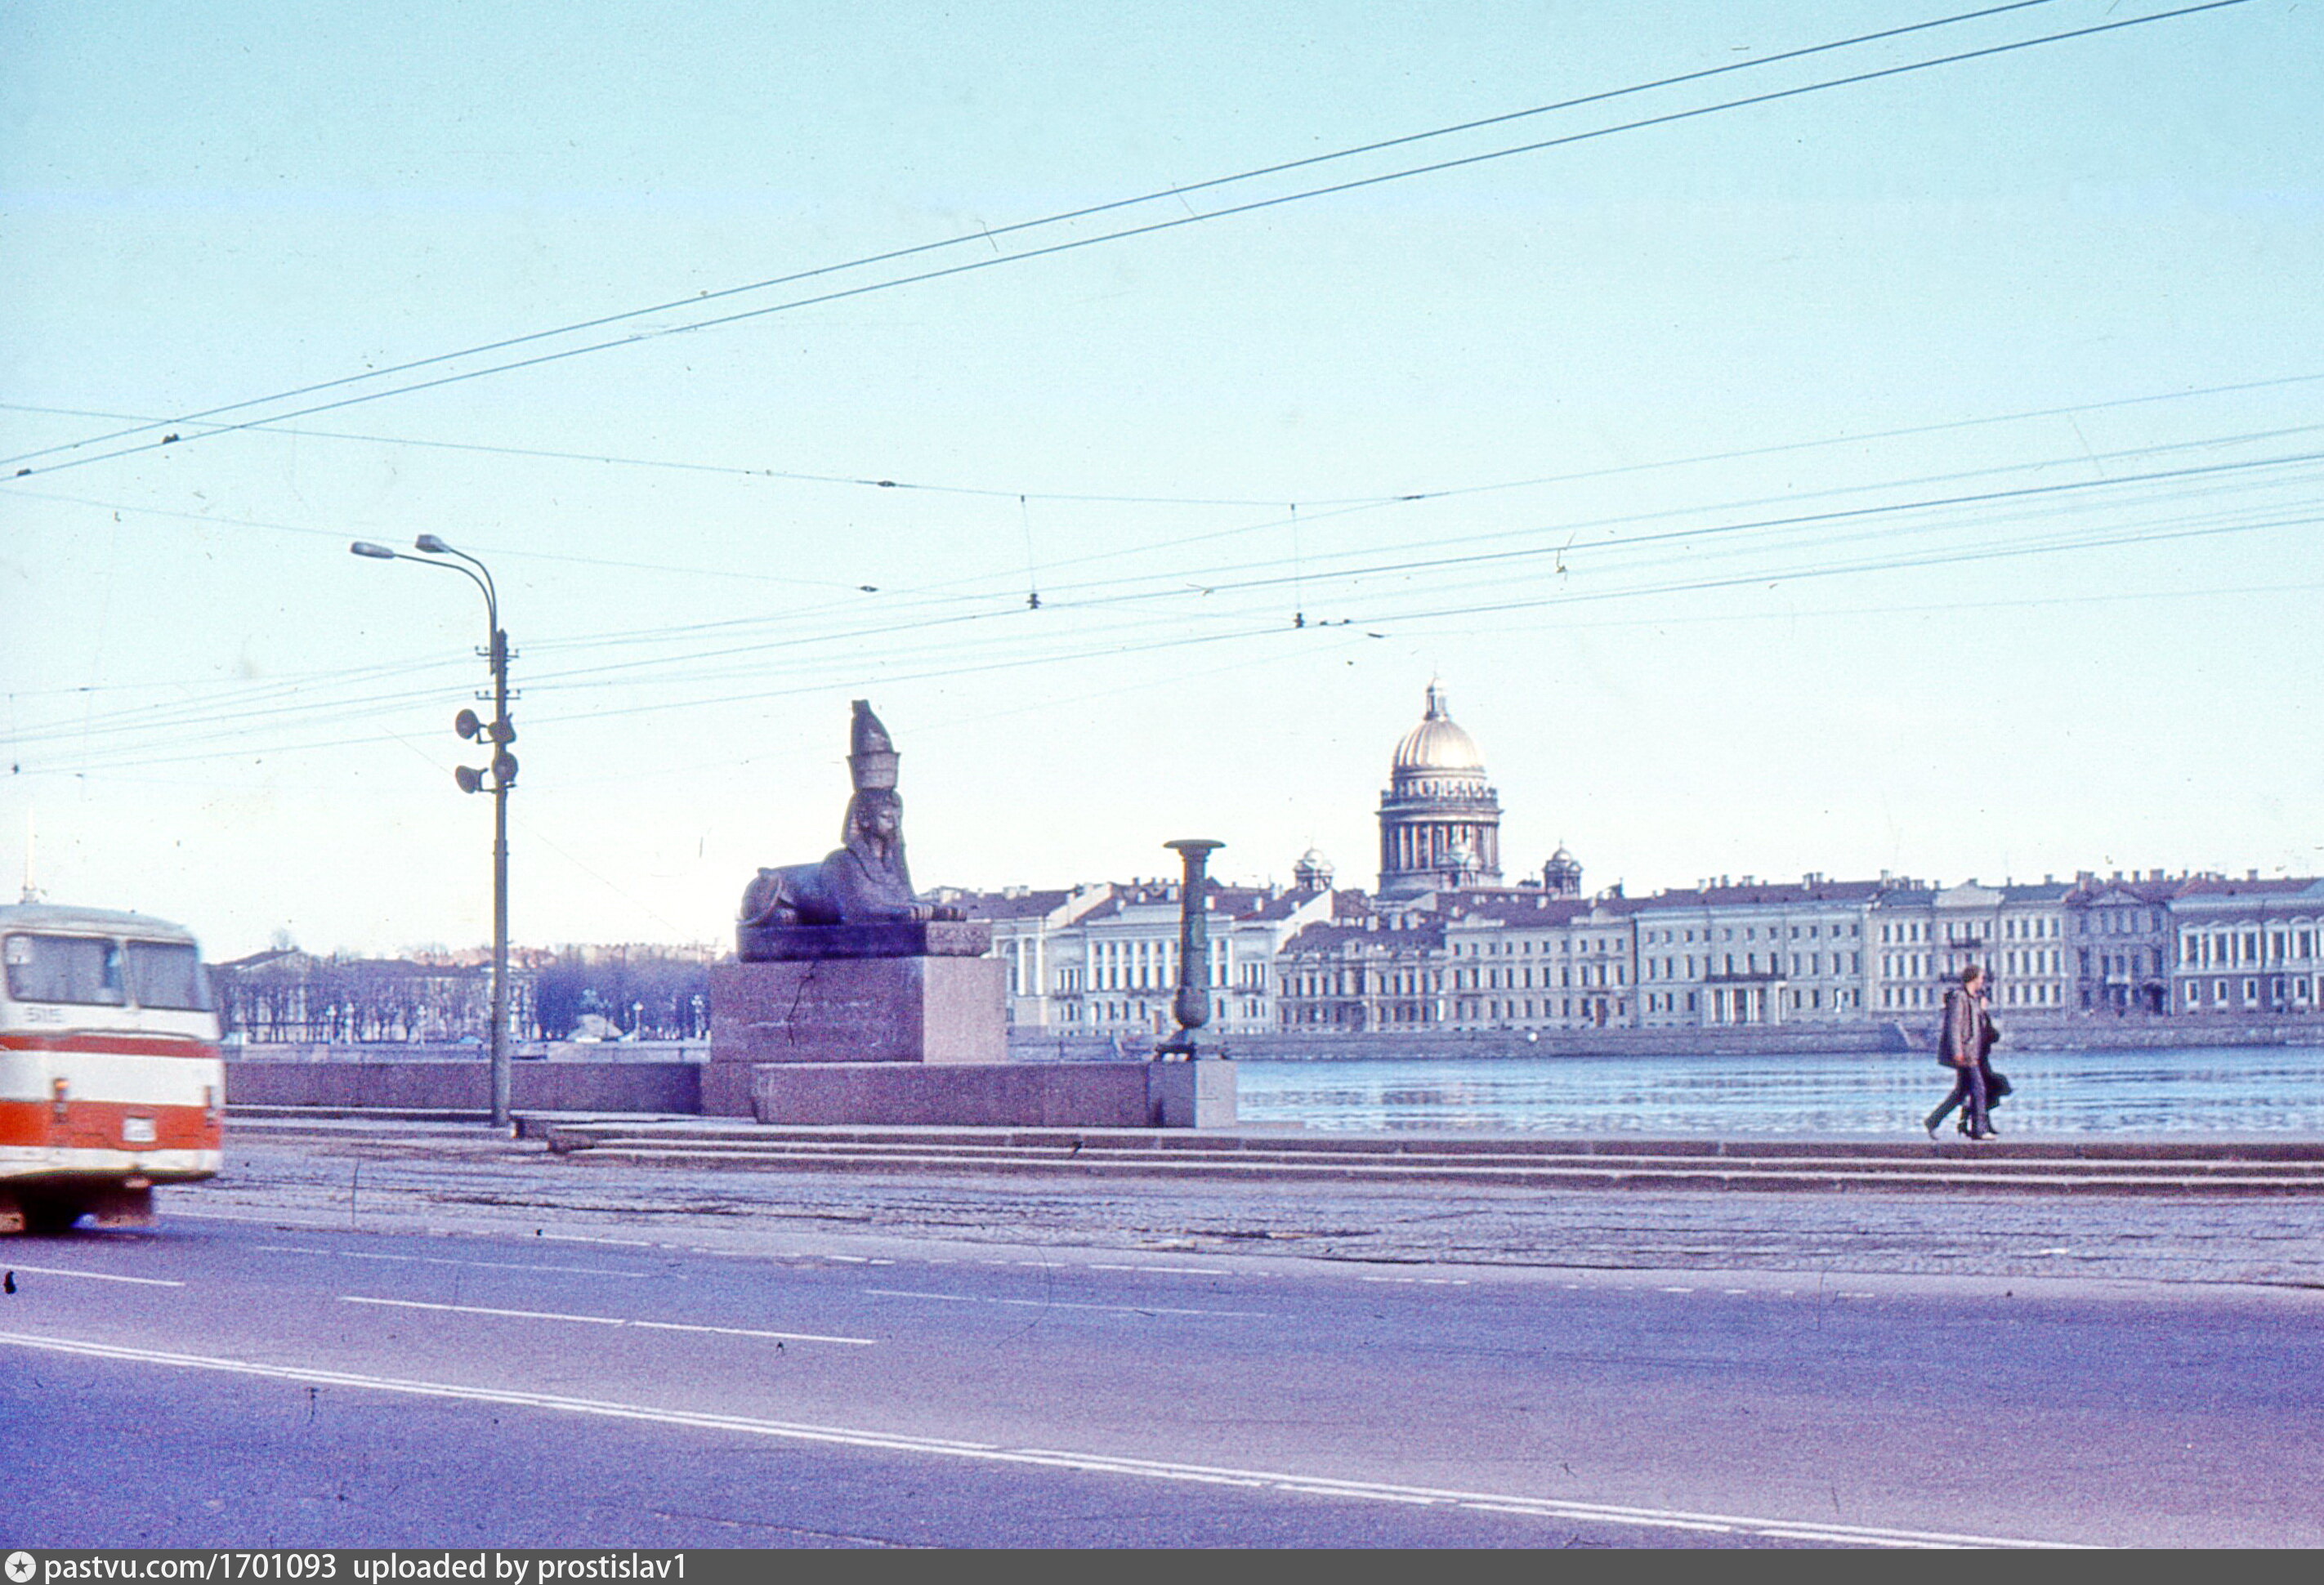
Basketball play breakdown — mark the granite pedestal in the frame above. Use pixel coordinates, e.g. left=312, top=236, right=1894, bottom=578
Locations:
left=706, top=918, right=1234, bottom=1127
left=704, top=921, right=1004, bottom=1116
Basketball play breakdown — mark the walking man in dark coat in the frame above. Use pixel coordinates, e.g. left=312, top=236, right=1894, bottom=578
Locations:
left=1926, top=963, right=1996, bottom=1141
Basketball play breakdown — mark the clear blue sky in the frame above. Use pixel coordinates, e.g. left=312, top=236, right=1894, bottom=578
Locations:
left=5, top=1, right=2320, bottom=958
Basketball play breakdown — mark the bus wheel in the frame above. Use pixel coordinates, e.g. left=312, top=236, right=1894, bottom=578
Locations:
left=82, top=1185, right=157, bottom=1229
left=18, top=1196, right=85, bottom=1236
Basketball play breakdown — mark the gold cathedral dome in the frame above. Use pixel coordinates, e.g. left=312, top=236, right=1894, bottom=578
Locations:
left=1391, top=681, right=1485, bottom=775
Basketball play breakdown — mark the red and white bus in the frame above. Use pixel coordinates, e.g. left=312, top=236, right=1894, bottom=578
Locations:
left=1, top=903, right=225, bottom=1234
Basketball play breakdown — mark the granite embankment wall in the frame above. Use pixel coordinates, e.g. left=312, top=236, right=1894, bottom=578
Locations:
left=224, top=1019, right=2324, bottom=1114
left=226, top=1047, right=699, bottom=1113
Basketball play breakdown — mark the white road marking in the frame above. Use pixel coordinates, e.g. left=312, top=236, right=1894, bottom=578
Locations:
left=0, top=1263, right=184, bottom=1288
left=0, top=1329, right=2076, bottom=1548
left=532, top=1234, right=659, bottom=1248
left=253, top=1243, right=650, bottom=1279
left=1088, top=1264, right=1232, bottom=1276
left=172, top=1210, right=351, bottom=1231
left=340, top=1295, right=876, bottom=1346
left=863, top=1288, right=1264, bottom=1319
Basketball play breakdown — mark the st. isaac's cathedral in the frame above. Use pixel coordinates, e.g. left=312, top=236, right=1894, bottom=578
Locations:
left=1373, top=681, right=1582, bottom=903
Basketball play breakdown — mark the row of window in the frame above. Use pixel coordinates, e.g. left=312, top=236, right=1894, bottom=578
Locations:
left=1079, top=936, right=1232, bottom=993
left=1452, top=936, right=1619, bottom=957
left=2181, top=976, right=2318, bottom=1008
left=2179, top=928, right=2320, bottom=968
left=1644, top=922, right=1864, bottom=946
left=1644, top=952, right=1866, bottom=980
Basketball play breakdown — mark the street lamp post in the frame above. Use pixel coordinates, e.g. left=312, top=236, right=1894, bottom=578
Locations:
left=351, top=536, right=517, bottom=1127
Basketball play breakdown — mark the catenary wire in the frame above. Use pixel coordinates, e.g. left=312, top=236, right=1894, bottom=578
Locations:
left=0, top=0, right=2078, bottom=474
left=11, top=435, right=2318, bottom=750
left=20, top=486, right=2315, bottom=772
left=6, top=2, right=2250, bottom=482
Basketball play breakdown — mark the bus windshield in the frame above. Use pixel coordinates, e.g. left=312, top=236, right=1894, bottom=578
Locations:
left=125, top=940, right=212, bottom=1011
left=4, top=932, right=126, bottom=1005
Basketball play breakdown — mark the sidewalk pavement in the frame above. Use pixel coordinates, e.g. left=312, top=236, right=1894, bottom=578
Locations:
left=170, top=1116, right=2324, bottom=1293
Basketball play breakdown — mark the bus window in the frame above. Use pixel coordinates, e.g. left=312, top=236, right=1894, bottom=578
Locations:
left=3, top=933, right=127, bottom=1005
left=125, top=940, right=212, bottom=1011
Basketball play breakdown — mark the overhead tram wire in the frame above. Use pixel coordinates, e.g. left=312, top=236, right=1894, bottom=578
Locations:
left=15, top=359, right=2324, bottom=519
left=870, top=420, right=2324, bottom=614
left=94, top=507, right=2324, bottom=770
left=20, top=368, right=2321, bottom=659
left=22, top=422, right=2317, bottom=759
left=1340, top=511, right=2324, bottom=636
left=15, top=414, right=2317, bottom=758
left=76, top=440, right=2324, bottom=743
left=37, top=565, right=2320, bottom=787
left=20, top=498, right=2315, bottom=780
left=9, top=2, right=2250, bottom=482
left=0, top=400, right=1401, bottom=510
left=1014, top=446, right=2324, bottom=611
left=18, top=399, right=2285, bottom=695
left=3, top=0, right=2077, bottom=474
left=918, top=374, right=2324, bottom=596
left=671, top=422, right=2324, bottom=631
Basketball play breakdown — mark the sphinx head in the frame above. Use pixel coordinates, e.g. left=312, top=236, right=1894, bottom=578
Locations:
left=845, top=788, right=904, bottom=854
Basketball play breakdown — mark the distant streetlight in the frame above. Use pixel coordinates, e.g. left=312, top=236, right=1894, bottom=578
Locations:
left=350, top=536, right=517, bottom=1127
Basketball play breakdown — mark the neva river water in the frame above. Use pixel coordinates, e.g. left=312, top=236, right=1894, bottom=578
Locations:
left=1232, top=1045, right=2324, bottom=1137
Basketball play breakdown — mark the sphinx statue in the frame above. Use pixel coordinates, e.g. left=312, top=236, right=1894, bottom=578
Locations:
left=738, top=701, right=964, bottom=935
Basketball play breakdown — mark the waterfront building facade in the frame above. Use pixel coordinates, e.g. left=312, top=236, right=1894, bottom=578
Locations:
left=1636, top=877, right=1878, bottom=1027
left=943, top=884, right=1114, bottom=1032
left=1276, top=905, right=1449, bottom=1032
left=2067, top=872, right=2182, bottom=1015
left=2171, top=875, right=2324, bottom=1017
left=951, top=875, right=1337, bottom=1043
left=1436, top=893, right=1642, bottom=1030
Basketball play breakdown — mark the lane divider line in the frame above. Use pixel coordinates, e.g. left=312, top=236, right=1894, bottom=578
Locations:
left=0, top=1329, right=2074, bottom=1548
left=339, top=1295, right=876, bottom=1346
left=253, top=1243, right=651, bottom=1279
left=862, top=1288, right=1267, bottom=1319
left=0, top=1263, right=185, bottom=1288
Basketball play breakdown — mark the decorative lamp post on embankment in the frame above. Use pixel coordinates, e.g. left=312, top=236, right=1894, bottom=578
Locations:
left=1157, top=838, right=1224, bottom=1061
left=351, top=535, right=517, bottom=1128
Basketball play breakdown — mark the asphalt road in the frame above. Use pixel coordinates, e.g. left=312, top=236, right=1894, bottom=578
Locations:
left=5, top=1187, right=2321, bottom=1548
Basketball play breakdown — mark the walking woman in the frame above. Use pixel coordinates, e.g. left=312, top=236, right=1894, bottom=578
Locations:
left=1926, top=963, right=1996, bottom=1141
